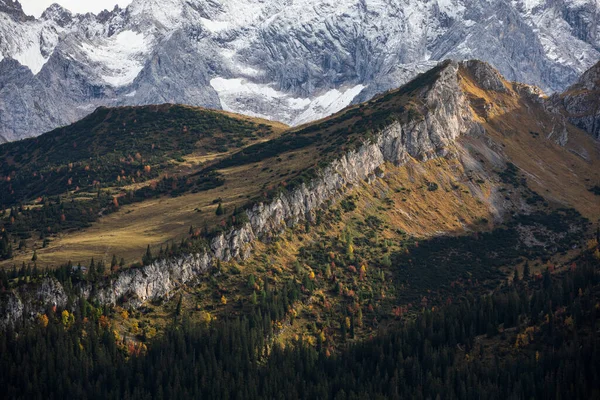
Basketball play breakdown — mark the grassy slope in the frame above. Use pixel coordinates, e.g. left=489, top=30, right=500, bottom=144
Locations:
left=457, top=64, right=600, bottom=220
left=0, top=66, right=449, bottom=269
left=2, top=62, right=598, bottom=278
left=0, top=104, right=286, bottom=204
left=0, top=105, right=287, bottom=266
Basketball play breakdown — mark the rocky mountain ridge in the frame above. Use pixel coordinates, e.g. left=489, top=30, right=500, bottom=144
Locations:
left=552, top=60, right=600, bottom=139
left=7, top=58, right=592, bottom=328
left=0, top=0, right=598, bottom=141
left=1, top=59, right=487, bottom=326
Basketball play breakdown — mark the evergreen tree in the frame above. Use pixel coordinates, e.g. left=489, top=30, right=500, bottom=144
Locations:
left=523, top=261, right=531, bottom=281
left=143, top=245, right=153, bottom=265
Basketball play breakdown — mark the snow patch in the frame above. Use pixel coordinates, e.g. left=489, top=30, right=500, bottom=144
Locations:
left=80, top=30, right=149, bottom=87
left=292, top=85, right=365, bottom=126
left=200, top=18, right=230, bottom=32
left=210, top=77, right=310, bottom=109
left=211, top=77, right=363, bottom=126
left=13, top=41, right=46, bottom=74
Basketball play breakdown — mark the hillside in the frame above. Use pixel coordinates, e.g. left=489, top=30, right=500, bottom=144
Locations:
left=0, top=104, right=286, bottom=266
left=0, top=58, right=597, bottom=327
left=553, top=60, right=600, bottom=139
left=1, top=59, right=599, bottom=398
left=0, top=103, right=285, bottom=204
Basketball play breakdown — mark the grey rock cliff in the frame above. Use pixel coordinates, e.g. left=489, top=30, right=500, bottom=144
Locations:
left=0, top=278, right=67, bottom=328
left=553, top=61, right=600, bottom=139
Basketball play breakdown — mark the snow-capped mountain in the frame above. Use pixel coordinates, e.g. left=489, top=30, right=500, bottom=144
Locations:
left=0, top=0, right=598, bottom=141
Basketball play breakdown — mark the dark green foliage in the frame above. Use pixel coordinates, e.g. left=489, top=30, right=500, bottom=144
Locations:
left=142, top=245, right=152, bottom=266
left=0, top=230, right=12, bottom=260
left=499, top=162, right=523, bottom=187
left=392, top=209, right=587, bottom=303
left=1, top=250, right=598, bottom=399
left=340, top=196, right=357, bottom=212
left=427, top=181, right=439, bottom=191
left=0, top=172, right=224, bottom=250
left=0, top=105, right=270, bottom=207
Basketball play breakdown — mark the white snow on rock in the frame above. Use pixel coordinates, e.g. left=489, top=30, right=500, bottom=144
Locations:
left=292, top=85, right=366, bottom=126
left=79, top=30, right=150, bottom=87
left=0, top=0, right=598, bottom=140
left=211, top=78, right=364, bottom=126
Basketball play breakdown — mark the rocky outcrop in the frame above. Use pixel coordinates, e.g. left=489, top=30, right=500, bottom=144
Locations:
left=243, top=62, right=481, bottom=241
left=552, top=61, right=600, bottom=139
left=0, top=60, right=484, bottom=326
left=90, top=253, right=213, bottom=308
left=461, top=60, right=508, bottom=93
left=0, top=0, right=32, bottom=22
left=0, top=278, right=67, bottom=329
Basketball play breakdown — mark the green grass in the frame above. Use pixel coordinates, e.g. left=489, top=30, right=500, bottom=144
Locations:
left=0, top=104, right=277, bottom=206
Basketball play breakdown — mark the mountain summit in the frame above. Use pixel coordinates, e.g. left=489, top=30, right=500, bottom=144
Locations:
left=0, top=0, right=598, bottom=141
left=553, top=60, right=600, bottom=139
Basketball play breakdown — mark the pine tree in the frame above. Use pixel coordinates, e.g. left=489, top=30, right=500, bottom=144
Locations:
left=216, top=202, right=224, bottom=216
left=31, top=250, right=37, bottom=262
left=96, top=261, right=105, bottom=277
left=176, top=294, right=183, bottom=317
left=143, top=245, right=153, bottom=265
left=523, top=261, right=531, bottom=281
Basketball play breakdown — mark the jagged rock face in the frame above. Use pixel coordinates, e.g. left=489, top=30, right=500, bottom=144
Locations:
left=461, top=60, right=508, bottom=93
left=245, top=61, right=482, bottom=239
left=89, top=253, right=213, bottom=308
left=0, top=0, right=31, bottom=21
left=0, top=0, right=598, bottom=141
left=555, top=61, right=600, bottom=139
left=0, top=278, right=67, bottom=329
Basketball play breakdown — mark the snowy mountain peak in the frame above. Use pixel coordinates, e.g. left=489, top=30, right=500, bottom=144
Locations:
left=0, top=0, right=30, bottom=21
left=40, top=3, right=73, bottom=25
left=0, top=0, right=598, bottom=142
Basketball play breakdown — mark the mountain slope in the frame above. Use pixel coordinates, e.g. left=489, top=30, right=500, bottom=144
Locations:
left=0, top=0, right=598, bottom=141
left=0, top=103, right=284, bottom=205
left=0, top=60, right=598, bottom=335
left=0, top=104, right=285, bottom=267
left=552, top=60, right=600, bottom=139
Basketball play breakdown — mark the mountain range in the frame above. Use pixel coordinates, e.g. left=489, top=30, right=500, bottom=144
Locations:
left=1, top=58, right=598, bottom=325
left=0, top=0, right=598, bottom=142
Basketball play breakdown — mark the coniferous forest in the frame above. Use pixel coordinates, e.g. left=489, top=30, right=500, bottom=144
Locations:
left=1, top=250, right=598, bottom=400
